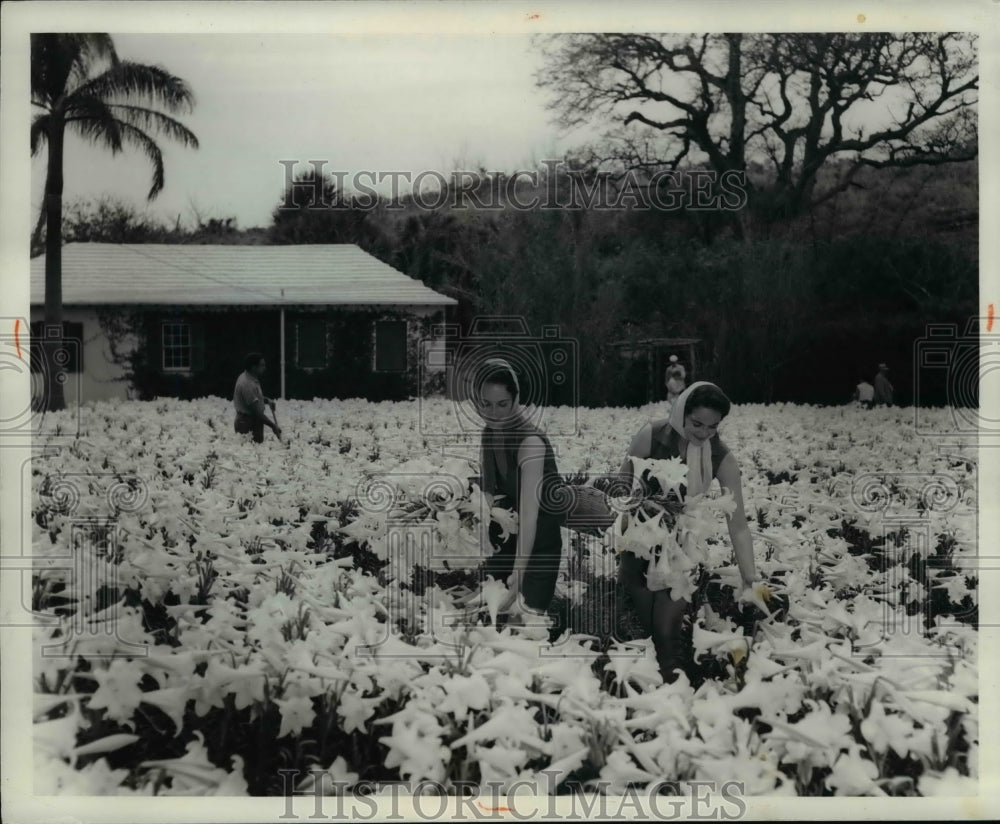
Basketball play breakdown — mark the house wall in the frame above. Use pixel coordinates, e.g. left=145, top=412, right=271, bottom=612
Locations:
left=86, top=304, right=451, bottom=403
left=29, top=307, right=134, bottom=403
left=31, top=304, right=451, bottom=404
left=283, top=305, right=446, bottom=401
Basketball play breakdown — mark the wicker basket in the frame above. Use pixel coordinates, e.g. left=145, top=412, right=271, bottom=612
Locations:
left=562, top=484, right=615, bottom=535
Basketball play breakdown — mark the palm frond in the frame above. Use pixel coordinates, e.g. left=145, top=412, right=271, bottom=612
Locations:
left=68, top=34, right=118, bottom=89
left=31, top=34, right=117, bottom=104
left=31, top=33, right=197, bottom=207
left=65, top=99, right=125, bottom=154
left=114, top=120, right=167, bottom=199
left=102, top=103, right=199, bottom=149
left=30, top=114, right=50, bottom=156
left=74, top=63, right=196, bottom=114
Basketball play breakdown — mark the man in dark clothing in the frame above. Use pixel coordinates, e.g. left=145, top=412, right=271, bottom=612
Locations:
left=233, top=352, right=281, bottom=442
left=873, top=363, right=894, bottom=406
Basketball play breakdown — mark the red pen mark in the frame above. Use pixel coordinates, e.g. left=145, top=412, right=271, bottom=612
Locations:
left=477, top=801, right=513, bottom=813
left=14, top=319, right=22, bottom=359
left=988, top=303, right=995, bottom=332
left=526, top=12, right=540, bottom=21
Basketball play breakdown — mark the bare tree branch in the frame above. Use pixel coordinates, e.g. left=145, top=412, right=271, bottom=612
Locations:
left=535, top=32, right=978, bottom=230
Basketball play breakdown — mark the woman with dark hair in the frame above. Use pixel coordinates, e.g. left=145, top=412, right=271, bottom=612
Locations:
left=618, top=381, right=760, bottom=682
left=472, top=358, right=565, bottom=617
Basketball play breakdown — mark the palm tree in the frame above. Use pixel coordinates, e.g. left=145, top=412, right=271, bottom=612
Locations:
left=31, top=34, right=198, bottom=410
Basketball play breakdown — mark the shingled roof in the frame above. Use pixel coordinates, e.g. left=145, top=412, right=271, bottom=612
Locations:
left=30, top=243, right=457, bottom=307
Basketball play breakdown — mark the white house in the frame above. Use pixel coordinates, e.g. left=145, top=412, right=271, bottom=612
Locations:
left=29, top=243, right=457, bottom=403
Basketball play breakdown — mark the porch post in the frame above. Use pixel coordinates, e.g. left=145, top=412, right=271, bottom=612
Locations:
left=646, top=344, right=654, bottom=404
left=280, top=307, right=286, bottom=400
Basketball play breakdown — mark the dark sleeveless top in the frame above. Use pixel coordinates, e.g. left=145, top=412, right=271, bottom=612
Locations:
left=645, top=418, right=730, bottom=498
left=481, top=422, right=563, bottom=519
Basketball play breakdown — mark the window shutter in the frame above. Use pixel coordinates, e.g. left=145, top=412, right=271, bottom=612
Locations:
left=374, top=321, right=407, bottom=372
left=148, top=319, right=162, bottom=371
left=190, top=320, right=206, bottom=372
left=296, top=319, right=327, bottom=368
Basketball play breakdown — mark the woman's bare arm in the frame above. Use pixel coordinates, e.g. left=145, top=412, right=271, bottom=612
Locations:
left=479, top=441, right=494, bottom=508
left=716, top=452, right=756, bottom=587
left=511, top=436, right=546, bottom=586
left=618, top=421, right=653, bottom=482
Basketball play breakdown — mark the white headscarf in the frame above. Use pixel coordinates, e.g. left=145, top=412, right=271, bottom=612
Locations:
left=480, top=357, right=520, bottom=399
left=666, top=380, right=720, bottom=498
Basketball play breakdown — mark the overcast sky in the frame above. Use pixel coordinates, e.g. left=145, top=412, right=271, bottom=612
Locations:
left=20, top=8, right=988, bottom=234
left=29, top=32, right=590, bottom=230
left=8, top=0, right=997, bottom=241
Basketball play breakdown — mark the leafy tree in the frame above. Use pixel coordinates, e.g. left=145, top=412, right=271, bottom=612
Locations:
left=391, top=209, right=498, bottom=335
left=807, top=157, right=978, bottom=248
left=34, top=193, right=269, bottom=251
left=31, top=33, right=198, bottom=409
left=269, top=169, right=390, bottom=257
left=536, top=33, right=978, bottom=239
left=56, top=194, right=168, bottom=246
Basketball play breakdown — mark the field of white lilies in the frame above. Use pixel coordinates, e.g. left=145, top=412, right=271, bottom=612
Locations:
left=27, top=397, right=978, bottom=798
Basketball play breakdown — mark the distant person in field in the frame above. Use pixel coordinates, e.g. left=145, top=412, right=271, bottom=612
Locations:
left=873, top=363, right=894, bottom=406
left=233, top=352, right=281, bottom=443
left=854, top=376, right=875, bottom=409
left=665, top=355, right=687, bottom=404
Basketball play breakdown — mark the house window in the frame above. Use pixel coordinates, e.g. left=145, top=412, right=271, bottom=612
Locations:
left=30, top=321, right=84, bottom=373
left=296, top=318, right=328, bottom=369
left=162, top=322, right=192, bottom=371
left=374, top=320, right=407, bottom=372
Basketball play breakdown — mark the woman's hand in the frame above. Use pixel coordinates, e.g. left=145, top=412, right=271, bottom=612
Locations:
left=452, top=583, right=502, bottom=611
left=501, top=558, right=529, bottom=613
left=738, top=579, right=772, bottom=614
left=498, top=574, right=521, bottom=614
left=447, top=584, right=476, bottom=605
left=454, top=573, right=522, bottom=613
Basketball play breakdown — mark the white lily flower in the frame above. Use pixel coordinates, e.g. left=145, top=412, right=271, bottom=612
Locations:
left=825, top=745, right=885, bottom=796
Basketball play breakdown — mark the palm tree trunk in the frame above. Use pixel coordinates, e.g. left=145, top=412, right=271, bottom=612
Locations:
left=30, top=203, right=47, bottom=257
left=43, top=115, right=66, bottom=411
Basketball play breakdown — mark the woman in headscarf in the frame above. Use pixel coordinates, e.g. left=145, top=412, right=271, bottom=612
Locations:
left=474, top=358, right=565, bottom=616
left=617, top=381, right=759, bottom=682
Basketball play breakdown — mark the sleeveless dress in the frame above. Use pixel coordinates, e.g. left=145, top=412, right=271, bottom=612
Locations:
left=648, top=419, right=729, bottom=495
left=480, top=422, right=564, bottom=612
left=620, top=419, right=731, bottom=600
left=620, top=418, right=732, bottom=680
